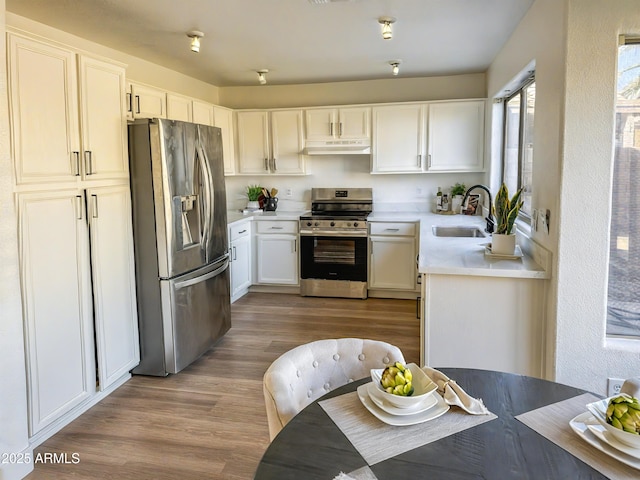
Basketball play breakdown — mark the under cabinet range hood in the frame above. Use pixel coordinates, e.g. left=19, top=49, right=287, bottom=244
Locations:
left=304, top=139, right=371, bottom=155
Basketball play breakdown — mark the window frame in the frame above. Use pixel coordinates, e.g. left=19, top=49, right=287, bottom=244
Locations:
left=501, top=75, right=536, bottom=223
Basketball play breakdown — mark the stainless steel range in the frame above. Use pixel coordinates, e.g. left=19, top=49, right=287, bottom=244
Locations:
left=300, top=188, right=372, bottom=299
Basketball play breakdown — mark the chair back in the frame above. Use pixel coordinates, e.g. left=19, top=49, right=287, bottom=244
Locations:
left=263, top=338, right=405, bottom=440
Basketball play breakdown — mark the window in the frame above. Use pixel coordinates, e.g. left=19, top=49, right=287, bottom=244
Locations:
left=607, top=37, right=640, bottom=337
left=502, top=78, right=535, bottom=218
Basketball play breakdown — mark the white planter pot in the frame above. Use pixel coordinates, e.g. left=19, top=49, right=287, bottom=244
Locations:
left=491, top=233, right=516, bottom=255
left=247, top=200, right=260, bottom=210
left=452, top=195, right=463, bottom=214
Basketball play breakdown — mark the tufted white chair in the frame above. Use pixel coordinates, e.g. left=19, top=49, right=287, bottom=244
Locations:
left=263, top=338, right=405, bottom=440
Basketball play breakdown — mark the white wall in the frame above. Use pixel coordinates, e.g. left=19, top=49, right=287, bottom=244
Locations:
left=555, top=0, right=640, bottom=393
left=226, top=157, right=483, bottom=213
left=0, top=3, right=33, bottom=479
left=486, top=0, right=567, bottom=381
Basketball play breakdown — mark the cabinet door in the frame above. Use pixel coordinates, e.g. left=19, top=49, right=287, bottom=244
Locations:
left=305, top=108, right=336, bottom=141
left=213, top=106, right=236, bottom=175
left=236, top=111, right=270, bottom=174
left=427, top=101, right=485, bottom=172
left=371, top=104, right=425, bottom=173
left=87, top=185, right=140, bottom=390
left=338, top=107, right=370, bottom=140
left=369, top=236, right=416, bottom=290
left=257, top=235, right=298, bottom=284
left=193, top=100, right=215, bottom=126
left=166, top=93, right=193, bottom=122
left=17, top=190, right=96, bottom=435
left=79, top=56, right=128, bottom=181
left=230, top=234, right=252, bottom=298
left=270, top=110, right=305, bottom=174
left=8, top=34, right=80, bottom=184
left=130, top=82, right=166, bottom=119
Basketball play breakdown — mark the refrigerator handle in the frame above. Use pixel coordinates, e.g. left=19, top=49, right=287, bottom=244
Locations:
left=174, top=256, right=229, bottom=290
left=195, top=130, right=214, bottom=262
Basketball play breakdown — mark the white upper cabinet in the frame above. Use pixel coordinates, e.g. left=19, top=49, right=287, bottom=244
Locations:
left=8, top=34, right=128, bottom=184
left=427, top=100, right=485, bottom=172
left=236, top=109, right=305, bottom=175
left=166, top=92, right=193, bottom=122
left=9, top=35, right=80, bottom=184
left=305, top=107, right=370, bottom=141
left=371, top=104, right=426, bottom=173
left=193, top=100, right=215, bottom=126
left=213, top=106, right=237, bottom=175
left=128, top=82, right=166, bottom=120
left=78, top=56, right=128, bottom=181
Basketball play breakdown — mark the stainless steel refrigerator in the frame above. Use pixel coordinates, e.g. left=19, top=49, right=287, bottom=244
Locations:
left=128, top=118, right=231, bottom=376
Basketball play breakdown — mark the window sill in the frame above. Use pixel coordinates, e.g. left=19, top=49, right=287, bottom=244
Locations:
left=605, top=336, right=640, bottom=352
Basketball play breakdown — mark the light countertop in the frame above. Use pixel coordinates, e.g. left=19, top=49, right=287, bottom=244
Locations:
left=370, top=211, right=549, bottom=279
left=228, top=209, right=549, bottom=280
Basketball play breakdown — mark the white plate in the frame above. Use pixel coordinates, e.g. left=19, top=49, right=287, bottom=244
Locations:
left=569, top=411, right=640, bottom=470
left=484, top=244, right=523, bottom=260
left=367, top=382, right=438, bottom=416
left=587, top=424, right=640, bottom=460
left=357, top=383, right=449, bottom=426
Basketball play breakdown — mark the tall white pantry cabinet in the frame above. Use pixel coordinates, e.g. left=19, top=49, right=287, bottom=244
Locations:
left=8, top=32, right=140, bottom=441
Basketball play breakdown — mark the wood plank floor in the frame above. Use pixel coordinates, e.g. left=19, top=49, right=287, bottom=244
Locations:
left=26, top=293, right=420, bottom=480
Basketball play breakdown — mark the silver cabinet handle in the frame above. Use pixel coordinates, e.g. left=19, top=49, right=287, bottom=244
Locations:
left=339, top=123, right=343, bottom=137
left=418, top=154, right=422, bottom=167
left=72, top=151, right=80, bottom=176
left=229, top=247, right=233, bottom=262
left=126, top=93, right=132, bottom=113
left=239, top=229, right=247, bottom=234
left=272, top=158, right=277, bottom=171
left=84, top=151, right=93, bottom=175
left=135, top=95, right=141, bottom=114
left=76, top=195, right=83, bottom=220
left=329, top=122, right=333, bottom=136
left=91, top=194, right=98, bottom=218
left=270, top=226, right=283, bottom=230
left=385, top=228, right=400, bottom=232
left=293, top=239, right=297, bottom=253
left=233, top=245, right=237, bottom=261
left=264, top=158, right=269, bottom=171
left=428, top=154, right=432, bottom=168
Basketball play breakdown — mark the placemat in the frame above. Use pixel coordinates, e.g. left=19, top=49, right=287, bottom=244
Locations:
left=516, top=392, right=638, bottom=479
left=334, top=466, right=378, bottom=480
left=319, top=390, right=496, bottom=465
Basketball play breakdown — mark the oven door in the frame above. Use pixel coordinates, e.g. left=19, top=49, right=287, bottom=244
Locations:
left=300, top=234, right=367, bottom=282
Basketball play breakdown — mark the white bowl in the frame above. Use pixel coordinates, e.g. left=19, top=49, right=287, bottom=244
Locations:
left=586, top=396, right=640, bottom=450
left=370, top=363, right=437, bottom=409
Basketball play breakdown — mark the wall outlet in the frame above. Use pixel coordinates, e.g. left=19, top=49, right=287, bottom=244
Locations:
left=416, top=187, right=425, bottom=197
left=608, top=377, right=624, bottom=396
left=285, top=188, right=293, bottom=197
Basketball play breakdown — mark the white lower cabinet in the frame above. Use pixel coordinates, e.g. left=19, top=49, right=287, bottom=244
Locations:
left=369, top=222, right=418, bottom=292
left=255, top=220, right=299, bottom=285
left=229, top=221, right=252, bottom=301
left=17, top=185, right=139, bottom=436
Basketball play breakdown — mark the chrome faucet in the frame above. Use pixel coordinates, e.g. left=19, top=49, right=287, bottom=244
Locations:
left=462, top=184, right=495, bottom=233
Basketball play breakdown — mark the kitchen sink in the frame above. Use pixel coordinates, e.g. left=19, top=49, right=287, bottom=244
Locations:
left=431, top=225, right=488, bottom=238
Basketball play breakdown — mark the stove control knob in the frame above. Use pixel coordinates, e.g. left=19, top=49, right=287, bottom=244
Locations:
left=306, top=221, right=312, bottom=227
left=347, top=222, right=352, bottom=227
left=314, top=222, right=320, bottom=227
left=330, top=221, right=335, bottom=227
left=354, top=222, right=359, bottom=227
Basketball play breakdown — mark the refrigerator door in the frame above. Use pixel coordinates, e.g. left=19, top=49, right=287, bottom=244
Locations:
left=159, top=255, right=231, bottom=375
left=150, top=119, right=227, bottom=278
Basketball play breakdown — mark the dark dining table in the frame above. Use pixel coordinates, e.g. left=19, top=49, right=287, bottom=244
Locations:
left=254, top=368, right=613, bottom=480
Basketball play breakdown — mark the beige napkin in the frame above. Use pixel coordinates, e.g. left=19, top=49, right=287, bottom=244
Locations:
left=421, top=366, right=490, bottom=415
left=333, top=466, right=378, bottom=480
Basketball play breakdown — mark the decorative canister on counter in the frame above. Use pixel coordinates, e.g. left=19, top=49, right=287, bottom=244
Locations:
left=265, top=197, right=278, bottom=211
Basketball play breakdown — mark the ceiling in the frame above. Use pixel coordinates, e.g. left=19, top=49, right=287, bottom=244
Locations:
left=6, top=0, right=535, bottom=87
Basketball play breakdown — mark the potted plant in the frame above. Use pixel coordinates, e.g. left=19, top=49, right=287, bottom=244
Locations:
left=492, top=183, right=523, bottom=255
left=246, top=184, right=263, bottom=210
left=450, top=183, right=466, bottom=213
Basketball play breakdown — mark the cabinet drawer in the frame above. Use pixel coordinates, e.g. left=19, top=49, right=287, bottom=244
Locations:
left=256, top=220, right=298, bottom=234
left=229, top=222, right=251, bottom=241
left=369, top=222, right=416, bottom=236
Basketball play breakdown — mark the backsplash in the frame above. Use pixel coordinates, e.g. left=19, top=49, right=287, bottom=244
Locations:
left=225, top=155, right=485, bottom=212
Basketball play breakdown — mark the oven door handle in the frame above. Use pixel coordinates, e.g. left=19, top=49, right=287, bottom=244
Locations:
left=299, top=231, right=368, bottom=238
